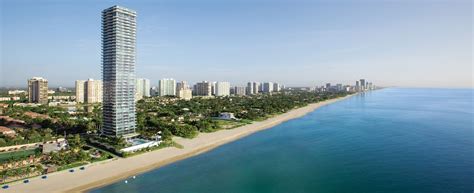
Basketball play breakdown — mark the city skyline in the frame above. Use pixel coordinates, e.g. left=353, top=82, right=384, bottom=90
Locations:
left=1, top=0, right=472, bottom=88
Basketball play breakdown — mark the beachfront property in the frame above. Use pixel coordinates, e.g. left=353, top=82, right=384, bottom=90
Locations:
left=216, top=112, right=237, bottom=120
left=121, top=138, right=161, bottom=153
left=101, top=5, right=137, bottom=138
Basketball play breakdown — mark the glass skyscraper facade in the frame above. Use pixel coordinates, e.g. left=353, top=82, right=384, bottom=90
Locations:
left=101, top=6, right=137, bottom=137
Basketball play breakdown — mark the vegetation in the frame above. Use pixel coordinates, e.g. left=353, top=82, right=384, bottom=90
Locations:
left=0, top=149, right=39, bottom=162
left=135, top=91, right=351, bottom=140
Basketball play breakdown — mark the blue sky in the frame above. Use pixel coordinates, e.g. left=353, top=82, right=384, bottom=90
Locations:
left=1, top=0, right=472, bottom=88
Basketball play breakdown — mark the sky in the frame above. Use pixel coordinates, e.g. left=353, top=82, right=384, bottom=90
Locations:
left=0, top=0, right=472, bottom=88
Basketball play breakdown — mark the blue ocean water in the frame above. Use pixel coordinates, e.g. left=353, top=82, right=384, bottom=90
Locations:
left=90, top=88, right=473, bottom=193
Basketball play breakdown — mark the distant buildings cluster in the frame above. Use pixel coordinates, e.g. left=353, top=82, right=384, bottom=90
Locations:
left=6, top=77, right=378, bottom=105
left=313, top=79, right=376, bottom=92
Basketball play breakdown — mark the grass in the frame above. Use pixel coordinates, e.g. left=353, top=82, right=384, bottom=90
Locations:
left=0, top=149, right=37, bottom=162
left=215, top=120, right=247, bottom=130
left=57, top=161, right=88, bottom=171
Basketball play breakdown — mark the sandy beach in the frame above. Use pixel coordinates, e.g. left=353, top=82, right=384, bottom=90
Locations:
left=3, top=95, right=353, bottom=193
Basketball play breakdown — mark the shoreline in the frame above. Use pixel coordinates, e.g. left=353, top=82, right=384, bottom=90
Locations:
left=4, top=94, right=354, bottom=193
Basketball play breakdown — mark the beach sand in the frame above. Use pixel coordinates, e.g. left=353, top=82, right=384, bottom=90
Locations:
left=3, top=95, right=353, bottom=193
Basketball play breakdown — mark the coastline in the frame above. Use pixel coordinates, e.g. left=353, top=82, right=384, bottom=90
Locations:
left=4, top=94, right=354, bottom=193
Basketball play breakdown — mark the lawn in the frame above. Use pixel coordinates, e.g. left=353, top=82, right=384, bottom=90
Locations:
left=0, top=149, right=38, bottom=162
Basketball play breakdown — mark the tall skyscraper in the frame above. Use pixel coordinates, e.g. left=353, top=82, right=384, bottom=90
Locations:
left=28, top=77, right=48, bottom=104
left=159, top=78, right=177, bottom=96
left=101, top=6, right=137, bottom=137
left=215, top=82, right=230, bottom=96
left=75, top=79, right=103, bottom=103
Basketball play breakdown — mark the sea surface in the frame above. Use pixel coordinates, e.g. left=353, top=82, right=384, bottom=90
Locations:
left=90, top=88, right=473, bottom=193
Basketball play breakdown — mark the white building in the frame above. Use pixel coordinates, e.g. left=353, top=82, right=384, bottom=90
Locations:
left=75, top=79, right=103, bottom=103
left=136, top=78, right=151, bottom=98
left=8, top=90, right=26, bottom=95
left=177, top=88, right=192, bottom=100
left=176, top=81, right=192, bottom=100
left=159, top=78, right=177, bottom=96
left=217, top=112, right=237, bottom=120
left=215, top=82, right=230, bottom=96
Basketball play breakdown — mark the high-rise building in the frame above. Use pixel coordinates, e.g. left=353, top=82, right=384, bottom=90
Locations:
left=159, top=78, right=177, bottom=96
left=210, top=82, right=217, bottom=95
left=136, top=78, right=150, bottom=99
left=263, top=82, right=273, bottom=93
left=234, top=86, right=246, bottom=96
left=194, top=81, right=212, bottom=96
left=326, top=83, right=331, bottom=89
left=75, top=80, right=85, bottom=103
left=216, top=82, right=230, bottom=96
left=360, top=79, right=366, bottom=91
left=252, top=82, right=260, bottom=94
left=176, top=81, right=192, bottom=100
left=176, top=81, right=188, bottom=90
left=177, top=89, right=192, bottom=100
left=246, top=82, right=254, bottom=95
left=101, top=6, right=137, bottom=137
left=75, top=79, right=103, bottom=103
left=28, top=77, right=48, bottom=104
left=273, top=83, right=281, bottom=92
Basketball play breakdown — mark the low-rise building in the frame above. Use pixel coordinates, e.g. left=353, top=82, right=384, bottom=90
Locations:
left=8, top=90, right=26, bottom=95
left=0, top=103, right=8, bottom=115
left=217, top=112, right=237, bottom=120
left=0, top=126, right=16, bottom=137
left=41, top=139, right=68, bottom=154
left=0, top=97, right=10, bottom=102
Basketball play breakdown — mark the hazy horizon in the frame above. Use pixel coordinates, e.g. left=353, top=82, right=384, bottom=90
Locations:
left=1, top=0, right=472, bottom=88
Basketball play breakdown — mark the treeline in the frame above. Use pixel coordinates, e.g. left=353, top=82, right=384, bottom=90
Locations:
left=136, top=91, right=351, bottom=139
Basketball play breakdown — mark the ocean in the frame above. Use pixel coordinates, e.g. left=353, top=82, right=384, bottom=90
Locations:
left=90, top=88, right=473, bottom=193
